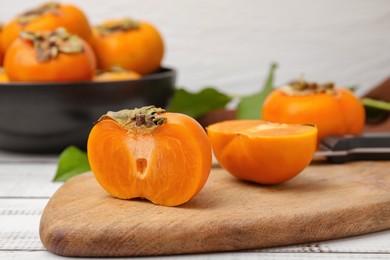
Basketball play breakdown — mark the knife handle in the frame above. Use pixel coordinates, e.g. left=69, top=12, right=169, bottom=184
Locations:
left=319, top=133, right=390, bottom=163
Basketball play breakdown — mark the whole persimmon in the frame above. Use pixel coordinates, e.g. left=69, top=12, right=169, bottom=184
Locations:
left=207, top=120, right=317, bottom=185
left=262, top=80, right=365, bottom=143
left=93, top=66, right=141, bottom=82
left=88, top=106, right=212, bottom=206
left=92, top=18, right=164, bottom=75
left=4, top=28, right=96, bottom=82
left=1, top=2, right=92, bottom=51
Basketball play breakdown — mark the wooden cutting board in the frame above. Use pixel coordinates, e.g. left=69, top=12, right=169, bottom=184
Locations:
left=40, top=161, right=390, bottom=257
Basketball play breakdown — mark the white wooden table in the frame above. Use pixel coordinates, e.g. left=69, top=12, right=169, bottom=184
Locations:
left=0, top=150, right=389, bottom=260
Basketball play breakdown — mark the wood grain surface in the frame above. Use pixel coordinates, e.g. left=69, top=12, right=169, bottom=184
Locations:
left=39, top=161, right=390, bottom=257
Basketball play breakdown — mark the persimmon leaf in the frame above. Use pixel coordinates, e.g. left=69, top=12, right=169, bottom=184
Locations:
left=168, top=87, right=232, bottom=118
left=362, top=98, right=390, bottom=124
left=237, top=63, right=278, bottom=119
left=53, top=146, right=91, bottom=182
left=362, top=98, right=390, bottom=111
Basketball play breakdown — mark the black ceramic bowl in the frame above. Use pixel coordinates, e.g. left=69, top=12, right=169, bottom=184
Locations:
left=0, top=67, right=175, bottom=153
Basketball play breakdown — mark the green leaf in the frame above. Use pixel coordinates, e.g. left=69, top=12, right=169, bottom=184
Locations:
left=362, top=98, right=390, bottom=111
left=168, top=87, right=232, bottom=118
left=362, top=98, right=390, bottom=124
left=236, top=63, right=278, bottom=119
left=53, top=146, right=91, bottom=182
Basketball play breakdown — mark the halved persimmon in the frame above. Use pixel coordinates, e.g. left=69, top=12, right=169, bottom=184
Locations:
left=4, top=28, right=96, bottom=82
left=207, top=120, right=317, bottom=185
left=88, top=106, right=212, bottom=206
left=262, top=80, right=365, bottom=143
left=92, top=18, right=164, bottom=75
left=93, top=66, right=141, bottom=82
left=1, top=2, right=92, bottom=51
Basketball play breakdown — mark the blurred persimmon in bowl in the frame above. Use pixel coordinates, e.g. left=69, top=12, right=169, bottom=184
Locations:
left=4, top=28, right=96, bottom=82
left=92, top=18, right=164, bottom=75
left=1, top=2, right=92, bottom=52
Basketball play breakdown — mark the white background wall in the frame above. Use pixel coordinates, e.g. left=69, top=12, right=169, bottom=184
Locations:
left=1, top=0, right=389, bottom=97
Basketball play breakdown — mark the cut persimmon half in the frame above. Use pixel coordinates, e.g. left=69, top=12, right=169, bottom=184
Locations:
left=87, top=106, right=212, bottom=206
left=207, top=120, right=317, bottom=185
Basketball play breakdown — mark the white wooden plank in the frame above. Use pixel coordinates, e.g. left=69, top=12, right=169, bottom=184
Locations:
left=0, top=151, right=58, bottom=164
left=317, top=231, right=390, bottom=253
left=166, top=252, right=390, bottom=260
left=0, top=199, right=48, bottom=251
left=1, top=251, right=390, bottom=260
left=0, top=164, right=62, bottom=198
left=260, top=229, right=390, bottom=253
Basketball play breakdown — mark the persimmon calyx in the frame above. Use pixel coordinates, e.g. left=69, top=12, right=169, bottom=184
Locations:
left=95, top=66, right=130, bottom=76
left=20, top=27, right=84, bottom=62
left=100, top=106, right=167, bottom=131
left=16, top=2, right=60, bottom=25
left=95, top=18, right=140, bottom=36
left=280, top=78, right=336, bottom=96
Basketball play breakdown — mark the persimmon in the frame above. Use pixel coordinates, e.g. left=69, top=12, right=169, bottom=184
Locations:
left=4, top=28, right=96, bottom=82
left=88, top=106, right=212, bottom=206
left=1, top=2, right=92, bottom=52
left=262, top=80, right=365, bottom=143
left=0, top=68, right=8, bottom=82
left=92, top=18, right=164, bottom=75
left=93, top=66, right=141, bottom=82
left=207, top=120, right=317, bottom=185
left=0, top=23, right=3, bottom=66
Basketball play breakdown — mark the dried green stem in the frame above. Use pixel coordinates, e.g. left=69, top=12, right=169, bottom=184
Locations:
left=95, top=18, right=140, bottom=36
left=16, top=2, right=60, bottom=25
left=100, top=106, right=167, bottom=132
left=20, top=28, right=84, bottom=62
left=281, top=78, right=336, bottom=95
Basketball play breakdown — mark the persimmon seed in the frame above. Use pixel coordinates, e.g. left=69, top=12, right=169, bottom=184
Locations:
left=136, top=158, right=147, bottom=176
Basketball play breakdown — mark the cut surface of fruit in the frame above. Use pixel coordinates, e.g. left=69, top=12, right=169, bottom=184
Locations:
left=88, top=107, right=212, bottom=206
left=207, top=120, right=317, bottom=185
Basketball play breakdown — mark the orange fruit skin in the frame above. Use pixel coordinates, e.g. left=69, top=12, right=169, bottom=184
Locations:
left=87, top=113, right=212, bottom=207
left=4, top=38, right=96, bottom=82
left=0, top=29, right=3, bottom=66
left=0, top=71, right=9, bottom=82
left=207, top=120, right=317, bottom=185
left=93, top=70, right=141, bottom=82
left=262, top=88, right=365, bottom=143
left=1, top=3, right=92, bottom=51
left=0, top=46, right=3, bottom=67
left=92, top=21, right=164, bottom=75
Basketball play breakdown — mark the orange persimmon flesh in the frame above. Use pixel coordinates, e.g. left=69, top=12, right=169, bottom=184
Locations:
left=88, top=106, right=212, bottom=206
left=207, top=120, right=317, bottom=185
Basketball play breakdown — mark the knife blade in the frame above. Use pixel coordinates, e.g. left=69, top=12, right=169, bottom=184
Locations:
left=314, top=133, right=390, bottom=163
